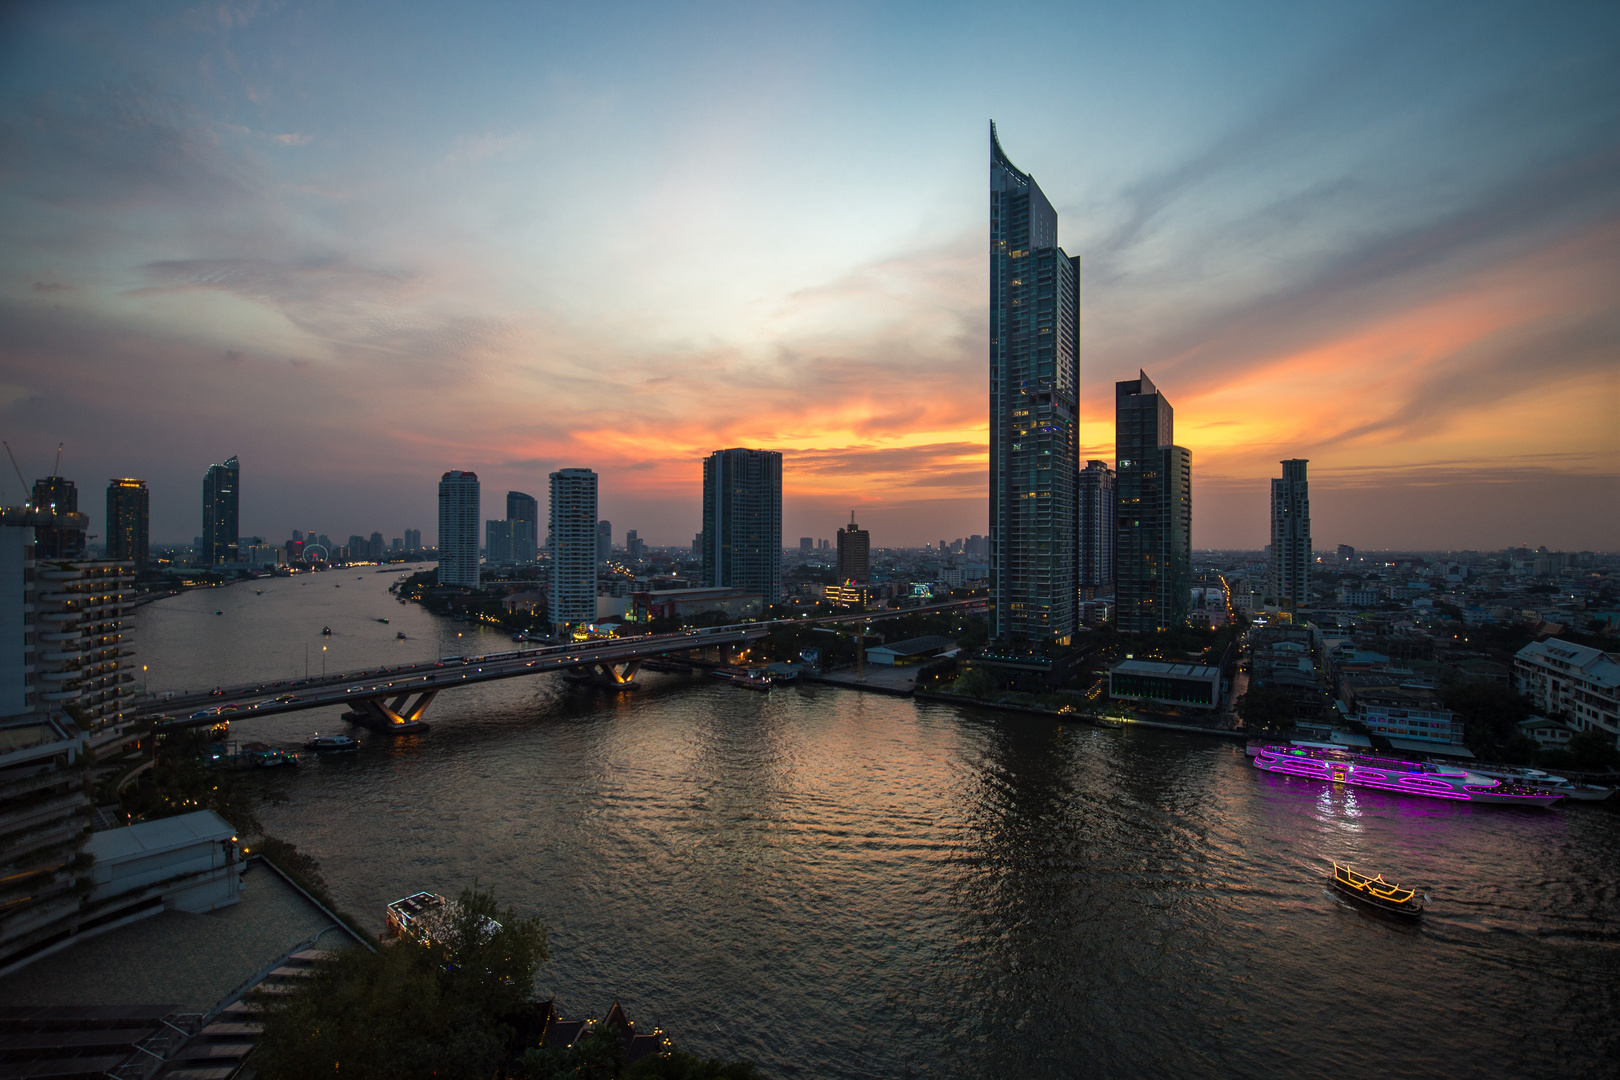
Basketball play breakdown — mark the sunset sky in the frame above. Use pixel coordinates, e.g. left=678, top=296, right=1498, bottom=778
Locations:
left=1, top=1, right=1615, bottom=551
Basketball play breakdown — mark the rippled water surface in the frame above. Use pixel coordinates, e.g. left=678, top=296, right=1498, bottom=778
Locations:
left=136, top=573, right=1620, bottom=1078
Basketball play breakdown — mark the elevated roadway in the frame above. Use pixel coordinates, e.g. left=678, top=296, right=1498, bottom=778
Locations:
left=137, top=596, right=987, bottom=732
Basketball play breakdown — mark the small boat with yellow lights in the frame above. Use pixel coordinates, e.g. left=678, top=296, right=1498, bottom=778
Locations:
left=1329, top=862, right=1424, bottom=919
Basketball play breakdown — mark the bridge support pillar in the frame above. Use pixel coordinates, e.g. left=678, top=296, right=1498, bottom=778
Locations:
left=590, top=659, right=642, bottom=688
left=356, top=690, right=438, bottom=730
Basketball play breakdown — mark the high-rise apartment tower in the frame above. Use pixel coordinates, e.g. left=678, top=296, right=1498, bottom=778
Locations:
left=1115, top=373, right=1192, bottom=632
left=31, top=477, right=85, bottom=559
left=836, top=513, right=869, bottom=584
left=549, top=469, right=599, bottom=629
left=1271, top=460, right=1311, bottom=609
left=989, top=123, right=1080, bottom=642
left=1077, top=460, right=1115, bottom=597
left=106, top=479, right=149, bottom=568
left=201, top=456, right=239, bottom=565
left=702, top=449, right=782, bottom=604
left=437, top=470, right=481, bottom=587
left=506, top=491, right=539, bottom=564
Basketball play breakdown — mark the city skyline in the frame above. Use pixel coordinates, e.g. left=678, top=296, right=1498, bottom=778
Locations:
left=0, top=3, right=1615, bottom=551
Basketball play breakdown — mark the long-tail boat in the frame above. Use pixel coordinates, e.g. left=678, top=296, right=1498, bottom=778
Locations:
left=1330, top=862, right=1424, bottom=919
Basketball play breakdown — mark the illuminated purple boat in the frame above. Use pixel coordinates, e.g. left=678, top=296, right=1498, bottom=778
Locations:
left=1253, top=745, right=1562, bottom=806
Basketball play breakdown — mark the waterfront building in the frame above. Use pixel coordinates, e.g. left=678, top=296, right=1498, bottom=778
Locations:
left=506, top=491, right=539, bottom=563
left=105, top=478, right=149, bottom=568
left=437, top=470, right=481, bottom=588
left=597, top=520, right=613, bottom=564
left=836, top=513, right=870, bottom=584
left=30, top=477, right=85, bottom=559
left=1513, top=639, right=1620, bottom=745
left=988, top=123, right=1080, bottom=643
left=1109, top=659, right=1221, bottom=710
left=201, top=455, right=240, bottom=566
left=549, top=469, right=599, bottom=629
left=1077, top=460, right=1115, bottom=598
left=1271, top=459, right=1311, bottom=610
left=368, top=531, right=384, bottom=560
left=486, top=519, right=516, bottom=564
left=1115, top=372, right=1192, bottom=633
left=405, top=527, right=422, bottom=552
left=702, top=448, right=782, bottom=605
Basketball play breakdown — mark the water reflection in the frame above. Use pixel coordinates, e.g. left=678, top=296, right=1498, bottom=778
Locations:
left=130, top=580, right=1618, bottom=1079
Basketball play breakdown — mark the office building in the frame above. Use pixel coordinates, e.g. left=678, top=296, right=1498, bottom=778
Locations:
left=437, top=470, right=481, bottom=587
left=549, top=469, right=599, bottom=629
left=105, top=478, right=149, bottom=568
left=405, top=528, right=422, bottom=552
left=1337, top=544, right=1355, bottom=564
left=201, top=455, right=240, bottom=565
left=1077, top=460, right=1115, bottom=597
left=1115, top=372, right=1192, bottom=633
left=836, top=513, right=870, bottom=584
left=800, top=537, right=814, bottom=553
left=597, top=520, right=613, bottom=564
left=988, top=123, right=1080, bottom=642
left=30, top=477, right=85, bottom=559
left=626, top=529, right=646, bottom=564
left=702, top=448, right=782, bottom=605
left=368, top=531, right=384, bottom=560
left=1271, top=459, right=1311, bottom=609
left=506, top=491, right=539, bottom=563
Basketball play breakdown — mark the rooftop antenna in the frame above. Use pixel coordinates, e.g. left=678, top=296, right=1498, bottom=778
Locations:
left=2, top=442, right=29, bottom=507
left=52, top=442, right=62, bottom=476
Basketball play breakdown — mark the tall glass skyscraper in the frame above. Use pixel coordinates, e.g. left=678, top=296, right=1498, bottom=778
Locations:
left=1115, top=373, right=1191, bottom=633
left=702, top=448, right=782, bottom=605
left=437, top=470, right=481, bottom=587
left=201, top=456, right=239, bottom=566
left=1270, top=459, right=1311, bottom=610
left=549, top=468, right=598, bottom=629
left=989, top=123, right=1080, bottom=642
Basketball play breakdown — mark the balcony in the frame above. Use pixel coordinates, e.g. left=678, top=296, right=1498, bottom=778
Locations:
left=40, top=688, right=82, bottom=702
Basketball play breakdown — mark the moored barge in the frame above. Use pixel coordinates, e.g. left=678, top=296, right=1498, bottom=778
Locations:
left=1253, top=745, right=1561, bottom=806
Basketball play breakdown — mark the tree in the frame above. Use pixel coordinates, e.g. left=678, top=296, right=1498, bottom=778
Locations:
left=1440, top=678, right=1534, bottom=756
left=1235, top=687, right=1295, bottom=732
left=1568, top=729, right=1620, bottom=771
left=251, top=886, right=549, bottom=1080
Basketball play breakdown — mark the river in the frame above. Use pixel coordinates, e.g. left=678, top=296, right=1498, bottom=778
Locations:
left=133, top=570, right=1620, bottom=1078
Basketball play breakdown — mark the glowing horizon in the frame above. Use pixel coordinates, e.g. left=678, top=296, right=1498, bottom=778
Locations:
left=0, top=1, right=1614, bottom=550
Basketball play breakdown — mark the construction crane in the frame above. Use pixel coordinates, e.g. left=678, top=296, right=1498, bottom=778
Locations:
left=2, top=442, right=29, bottom=507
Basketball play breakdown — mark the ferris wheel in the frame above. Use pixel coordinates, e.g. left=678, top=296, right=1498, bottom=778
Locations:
left=301, top=544, right=330, bottom=563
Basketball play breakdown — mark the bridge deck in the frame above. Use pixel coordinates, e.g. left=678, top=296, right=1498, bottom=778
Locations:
left=138, top=600, right=986, bottom=728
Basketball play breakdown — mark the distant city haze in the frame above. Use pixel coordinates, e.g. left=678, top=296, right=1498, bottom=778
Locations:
left=0, top=3, right=1615, bottom=550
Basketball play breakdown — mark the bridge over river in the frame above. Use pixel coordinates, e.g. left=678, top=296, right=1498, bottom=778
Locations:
left=134, top=597, right=985, bottom=732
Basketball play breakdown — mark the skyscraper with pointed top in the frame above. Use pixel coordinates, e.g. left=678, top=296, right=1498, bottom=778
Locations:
left=989, top=122, right=1080, bottom=642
